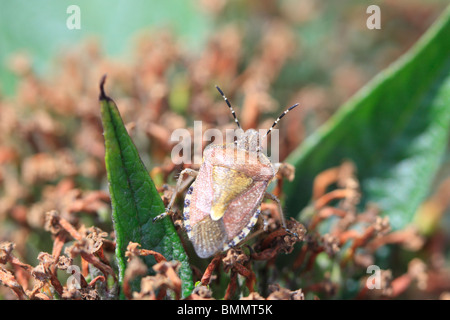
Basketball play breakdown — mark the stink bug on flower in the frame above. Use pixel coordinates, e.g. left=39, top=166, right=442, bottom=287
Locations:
left=154, top=86, right=299, bottom=258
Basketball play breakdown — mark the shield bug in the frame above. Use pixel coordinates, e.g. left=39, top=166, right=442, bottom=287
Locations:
left=154, top=86, right=299, bottom=258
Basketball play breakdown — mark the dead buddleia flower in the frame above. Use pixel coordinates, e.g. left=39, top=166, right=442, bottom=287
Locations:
left=408, top=258, right=428, bottom=291
left=374, top=216, right=391, bottom=237
left=44, top=210, right=63, bottom=235
left=362, top=269, right=393, bottom=299
left=401, top=227, right=425, bottom=251
left=0, top=242, right=33, bottom=273
left=287, top=218, right=307, bottom=240
left=0, top=267, right=28, bottom=300
left=125, top=252, right=149, bottom=274
left=379, top=270, right=394, bottom=298
left=67, top=190, right=110, bottom=215
left=125, top=242, right=142, bottom=259
left=259, top=218, right=306, bottom=255
left=123, top=256, right=148, bottom=300
left=312, top=161, right=360, bottom=205
left=275, top=163, right=295, bottom=182
left=222, top=248, right=249, bottom=270
left=32, top=252, right=64, bottom=297
left=21, top=150, right=78, bottom=185
left=222, top=248, right=256, bottom=296
left=240, top=292, right=265, bottom=300
left=64, top=238, right=115, bottom=281
left=259, top=203, right=279, bottom=231
left=83, top=226, right=109, bottom=254
left=0, top=242, right=15, bottom=265
left=36, top=252, right=56, bottom=270
left=366, top=225, right=425, bottom=252
left=0, top=242, right=34, bottom=297
left=290, top=289, right=305, bottom=300
left=190, top=285, right=214, bottom=300
left=200, top=254, right=222, bottom=287
left=125, top=241, right=167, bottom=263
left=44, top=210, right=116, bottom=289
left=322, top=234, right=340, bottom=256
left=133, top=276, right=159, bottom=300
left=45, top=210, right=82, bottom=240
left=337, top=161, right=360, bottom=208
left=312, top=166, right=340, bottom=201
left=27, top=261, right=56, bottom=300
left=252, top=20, right=296, bottom=83
left=132, top=261, right=182, bottom=300
left=61, top=288, right=82, bottom=300
left=267, top=283, right=304, bottom=300
left=56, top=255, right=73, bottom=270
left=62, top=287, right=99, bottom=300
left=30, top=264, right=50, bottom=282
left=280, top=218, right=307, bottom=254
left=153, top=261, right=182, bottom=293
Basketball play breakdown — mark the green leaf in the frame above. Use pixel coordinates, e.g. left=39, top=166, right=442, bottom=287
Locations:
left=99, top=76, right=193, bottom=298
left=284, top=6, right=450, bottom=230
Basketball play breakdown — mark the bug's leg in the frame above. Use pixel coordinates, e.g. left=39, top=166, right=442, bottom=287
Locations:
left=273, top=162, right=295, bottom=182
left=264, top=192, right=298, bottom=237
left=153, top=168, right=198, bottom=222
left=264, top=192, right=286, bottom=228
left=167, top=169, right=198, bottom=211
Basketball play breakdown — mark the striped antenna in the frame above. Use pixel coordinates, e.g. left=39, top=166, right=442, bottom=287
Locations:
left=262, top=103, right=300, bottom=141
left=216, top=85, right=241, bottom=129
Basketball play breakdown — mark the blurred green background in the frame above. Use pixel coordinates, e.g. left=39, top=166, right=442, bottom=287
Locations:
left=0, top=0, right=213, bottom=95
left=1, top=0, right=447, bottom=100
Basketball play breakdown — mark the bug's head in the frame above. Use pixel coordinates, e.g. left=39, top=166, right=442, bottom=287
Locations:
left=216, top=85, right=299, bottom=152
left=236, top=128, right=260, bottom=152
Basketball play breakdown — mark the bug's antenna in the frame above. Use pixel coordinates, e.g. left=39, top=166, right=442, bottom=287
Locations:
left=261, top=103, right=300, bottom=141
left=216, top=85, right=241, bottom=129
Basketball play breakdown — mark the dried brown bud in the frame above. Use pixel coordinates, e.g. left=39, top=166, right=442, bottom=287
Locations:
left=0, top=242, right=15, bottom=264
left=240, top=292, right=265, bottom=300
left=192, top=285, right=213, bottom=299
left=374, top=216, right=391, bottom=236
left=408, top=258, right=428, bottom=290
left=276, top=162, right=295, bottom=182
left=267, top=283, right=304, bottom=300
left=322, top=234, right=340, bottom=256
left=223, top=248, right=249, bottom=270
left=37, top=252, right=56, bottom=270
left=125, top=241, right=142, bottom=260
left=56, top=255, right=73, bottom=270
left=124, top=256, right=148, bottom=280
left=44, top=210, right=62, bottom=235
left=31, top=264, right=50, bottom=281
left=84, top=226, right=109, bottom=253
